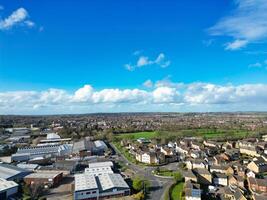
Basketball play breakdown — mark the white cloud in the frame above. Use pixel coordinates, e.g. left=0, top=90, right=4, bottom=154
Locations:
left=125, top=52, right=171, bottom=71
left=2, top=83, right=267, bottom=114
left=248, top=59, right=267, bottom=69
left=153, top=87, right=180, bottom=103
left=208, top=0, right=267, bottom=50
left=73, top=85, right=94, bottom=102
left=24, top=20, right=35, bottom=27
left=143, top=80, right=153, bottom=88
left=137, top=56, right=151, bottom=67
left=0, top=7, right=35, bottom=30
left=155, top=76, right=184, bottom=89
left=225, top=39, right=248, bottom=50
left=248, top=62, right=262, bottom=68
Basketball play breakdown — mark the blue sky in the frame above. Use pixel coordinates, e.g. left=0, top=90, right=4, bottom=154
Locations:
left=1, top=0, right=267, bottom=114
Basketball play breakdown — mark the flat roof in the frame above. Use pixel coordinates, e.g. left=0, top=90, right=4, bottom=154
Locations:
left=88, top=161, right=113, bottom=168
left=85, top=166, right=113, bottom=176
left=0, top=178, right=18, bottom=191
left=24, top=171, right=62, bottom=179
left=0, top=164, right=30, bottom=180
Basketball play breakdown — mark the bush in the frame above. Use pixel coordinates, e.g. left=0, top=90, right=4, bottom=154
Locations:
left=133, top=191, right=145, bottom=200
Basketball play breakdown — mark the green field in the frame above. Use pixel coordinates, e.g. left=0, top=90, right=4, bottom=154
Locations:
left=171, top=182, right=184, bottom=200
left=115, top=131, right=158, bottom=140
left=114, top=129, right=255, bottom=141
left=113, top=141, right=137, bottom=163
left=154, top=169, right=181, bottom=178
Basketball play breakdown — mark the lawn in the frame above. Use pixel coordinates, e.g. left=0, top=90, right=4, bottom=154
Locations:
left=115, top=131, right=158, bottom=140
left=113, top=141, right=136, bottom=163
left=155, top=169, right=181, bottom=178
left=159, top=128, right=255, bottom=140
left=114, top=129, right=255, bottom=143
left=171, top=182, right=184, bottom=200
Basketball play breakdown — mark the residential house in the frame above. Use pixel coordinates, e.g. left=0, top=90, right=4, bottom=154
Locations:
left=193, top=168, right=212, bottom=185
left=160, top=146, right=174, bottom=156
left=247, top=170, right=256, bottom=178
left=183, top=170, right=197, bottom=183
left=247, top=157, right=267, bottom=173
left=191, top=142, right=201, bottom=151
left=186, top=159, right=207, bottom=170
left=135, top=151, right=159, bottom=164
left=248, top=177, right=267, bottom=193
left=209, top=165, right=234, bottom=175
left=184, top=180, right=201, bottom=200
left=228, top=175, right=244, bottom=188
left=240, top=145, right=260, bottom=157
left=203, top=140, right=217, bottom=148
left=212, top=172, right=228, bottom=186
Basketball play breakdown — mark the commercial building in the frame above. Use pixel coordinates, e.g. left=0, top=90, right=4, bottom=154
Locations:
left=72, top=138, right=108, bottom=157
left=85, top=161, right=114, bottom=176
left=74, top=173, right=130, bottom=200
left=0, top=178, right=18, bottom=200
left=24, top=171, right=63, bottom=187
left=5, top=128, right=30, bottom=135
left=11, top=144, right=72, bottom=162
left=38, top=133, right=71, bottom=146
left=0, top=163, right=31, bottom=181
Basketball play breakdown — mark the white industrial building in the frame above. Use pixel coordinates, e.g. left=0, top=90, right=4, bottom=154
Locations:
left=72, top=138, right=108, bottom=156
left=11, top=144, right=73, bottom=162
left=74, top=173, right=130, bottom=200
left=0, top=164, right=32, bottom=181
left=38, top=133, right=71, bottom=146
left=5, top=128, right=30, bottom=135
left=85, top=161, right=114, bottom=176
left=0, top=178, right=18, bottom=200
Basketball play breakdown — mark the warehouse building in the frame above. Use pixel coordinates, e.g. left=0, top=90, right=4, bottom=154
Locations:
left=0, top=178, right=18, bottom=200
left=24, top=171, right=63, bottom=187
left=74, top=173, right=130, bottom=200
left=0, top=163, right=32, bottom=181
left=38, top=133, right=71, bottom=146
left=72, top=138, right=108, bottom=157
left=11, top=144, right=72, bottom=162
left=85, top=161, right=114, bottom=176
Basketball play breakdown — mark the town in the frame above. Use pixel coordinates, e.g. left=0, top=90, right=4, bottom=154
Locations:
left=0, top=113, right=267, bottom=200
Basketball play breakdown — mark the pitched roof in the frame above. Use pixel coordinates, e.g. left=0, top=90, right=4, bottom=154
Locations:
left=98, top=173, right=129, bottom=191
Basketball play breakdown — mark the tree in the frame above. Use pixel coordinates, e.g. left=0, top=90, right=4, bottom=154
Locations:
left=133, top=191, right=145, bottom=200
left=132, top=176, right=150, bottom=192
left=173, top=172, right=183, bottom=182
left=132, top=176, right=143, bottom=192
left=22, top=184, right=44, bottom=200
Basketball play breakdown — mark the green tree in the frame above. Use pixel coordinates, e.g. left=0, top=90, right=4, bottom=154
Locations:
left=133, top=191, right=145, bottom=200
left=133, top=176, right=143, bottom=191
left=173, top=172, right=183, bottom=183
left=132, top=176, right=150, bottom=192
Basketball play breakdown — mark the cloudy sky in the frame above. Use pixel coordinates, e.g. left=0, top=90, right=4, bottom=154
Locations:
left=1, top=0, right=267, bottom=114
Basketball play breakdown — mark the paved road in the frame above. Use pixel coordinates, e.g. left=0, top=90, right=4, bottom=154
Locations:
left=110, top=143, right=174, bottom=200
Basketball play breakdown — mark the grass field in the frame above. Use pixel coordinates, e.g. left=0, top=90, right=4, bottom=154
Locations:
left=155, top=169, right=181, bottom=177
left=115, top=129, right=255, bottom=141
left=171, top=182, right=184, bottom=200
left=115, top=131, right=158, bottom=140
left=113, top=141, right=136, bottom=163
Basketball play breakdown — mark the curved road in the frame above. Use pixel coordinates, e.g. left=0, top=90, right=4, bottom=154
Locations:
left=110, top=143, right=174, bottom=200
